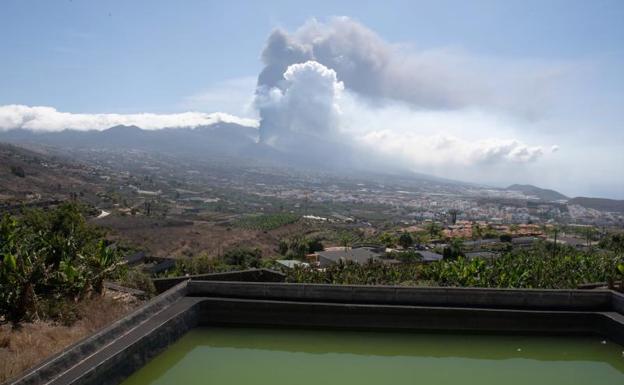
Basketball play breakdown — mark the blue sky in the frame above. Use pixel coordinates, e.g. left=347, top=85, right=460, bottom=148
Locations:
left=1, top=0, right=623, bottom=197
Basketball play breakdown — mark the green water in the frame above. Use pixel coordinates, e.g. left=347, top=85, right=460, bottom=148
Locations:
left=122, top=327, right=624, bottom=385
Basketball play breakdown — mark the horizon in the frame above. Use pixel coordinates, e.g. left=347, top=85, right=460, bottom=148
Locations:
left=1, top=0, right=623, bottom=198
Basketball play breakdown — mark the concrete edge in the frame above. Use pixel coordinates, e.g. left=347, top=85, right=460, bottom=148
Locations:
left=152, top=268, right=286, bottom=293
left=5, top=281, right=189, bottom=385
left=186, top=281, right=615, bottom=311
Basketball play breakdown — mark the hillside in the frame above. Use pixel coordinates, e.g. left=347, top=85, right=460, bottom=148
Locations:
left=0, top=123, right=258, bottom=161
left=0, top=125, right=474, bottom=190
left=568, top=197, right=624, bottom=212
left=0, top=143, right=100, bottom=204
left=506, top=184, right=568, bottom=201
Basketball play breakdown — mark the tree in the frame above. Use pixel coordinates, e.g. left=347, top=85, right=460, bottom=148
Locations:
left=221, top=248, right=262, bottom=268
left=425, top=222, right=442, bottom=239
left=278, top=239, right=289, bottom=255
left=10, top=165, right=25, bottom=178
left=471, top=223, right=483, bottom=240
left=448, top=209, right=459, bottom=225
left=340, top=233, right=354, bottom=250
left=549, top=225, right=560, bottom=259
left=306, top=237, right=324, bottom=253
left=499, top=233, right=512, bottom=243
left=378, top=232, right=396, bottom=248
left=398, top=232, right=414, bottom=249
left=584, top=227, right=596, bottom=248
left=392, top=250, right=422, bottom=263
left=443, top=238, right=464, bottom=260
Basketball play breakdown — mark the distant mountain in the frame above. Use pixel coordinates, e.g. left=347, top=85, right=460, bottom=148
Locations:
left=505, top=184, right=568, bottom=201
left=0, top=126, right=584, bottom=197
left=568, top=197, right=624, bottom=212
left=0, top=123, right=259, bottom=160
left=0, top=124, right=453, bottom=184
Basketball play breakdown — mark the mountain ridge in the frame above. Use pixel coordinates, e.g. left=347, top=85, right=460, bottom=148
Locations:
left=0, top=125, right=614, bottom=204
left=505, top=184, right=569, bottom=201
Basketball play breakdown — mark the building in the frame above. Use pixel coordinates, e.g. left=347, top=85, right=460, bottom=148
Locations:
left=315, top=246, right=382, bottom=267
left=465, top=251, right=498, bottom=260
left=418, top=251, right=443, bottom=263
left=275, top=260, right=309, bottom=269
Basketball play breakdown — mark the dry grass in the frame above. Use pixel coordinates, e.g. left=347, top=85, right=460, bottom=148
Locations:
left=0, top=291, right=142, bottom=383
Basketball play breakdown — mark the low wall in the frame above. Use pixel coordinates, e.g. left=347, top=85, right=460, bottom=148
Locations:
left=187, top=281, right=613, bottom=311
left=6, top=282, right=189, bottom=385
left=152, top=268, right=286, bottom=293
left=613, top=291, right=624, bottom=314
left=198, top=297, right=601, bottom=335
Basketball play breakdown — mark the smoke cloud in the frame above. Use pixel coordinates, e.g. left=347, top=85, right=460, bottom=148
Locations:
left=254, top=17, right=556, bottom=173
left=257, top=17, right=563, bottom=115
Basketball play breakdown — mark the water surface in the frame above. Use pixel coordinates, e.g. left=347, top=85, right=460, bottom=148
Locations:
left=122, top=327, right=624, bottom=385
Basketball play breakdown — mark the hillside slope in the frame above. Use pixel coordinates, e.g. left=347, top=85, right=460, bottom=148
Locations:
left=568, top=197, right=624, bottom=212
left=506, top=184, right=568, bottom=201
left=0, top=143, right=100, bottom=203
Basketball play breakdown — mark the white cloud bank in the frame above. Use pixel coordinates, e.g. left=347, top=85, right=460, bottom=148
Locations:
left=0, top=104, right=258, bottom=132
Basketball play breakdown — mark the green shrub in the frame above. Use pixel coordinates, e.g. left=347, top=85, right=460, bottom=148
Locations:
left=120, top=269, right=156, bottom=296
left=0, top=203, right=123, bottom=325
left=286, top=243, right=623, bottom=290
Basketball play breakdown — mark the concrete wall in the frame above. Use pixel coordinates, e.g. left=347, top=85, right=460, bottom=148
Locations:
left=6, top=282, right=189, bottom=385
left=152, top=268, right=286, bottom=293
left=187, top=281, right=613, bottom=311
left=613, top=291, right=624, bottom=314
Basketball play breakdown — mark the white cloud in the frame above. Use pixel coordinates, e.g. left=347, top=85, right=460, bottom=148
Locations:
left=0, top=104, right=258, bottom=132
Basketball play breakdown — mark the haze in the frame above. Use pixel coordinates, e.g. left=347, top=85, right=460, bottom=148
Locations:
left=1, top=0, right=623, bottom=198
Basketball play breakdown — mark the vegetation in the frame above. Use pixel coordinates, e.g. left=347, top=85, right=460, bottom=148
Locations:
left=233, top=213, right=300, bottom=231
left=385, top=250, right=423, bottom=263
left=9, top=165, right=25, bottom=178
left=166, top=248, right=264, bottom=277
left=286, top=260, right=422, bottom=286
left=0, top=203, right=124, bottom=325
left=425, top=244, right=622, bottom=289
left=398, top=232, right=414, bottom=249
left=119, top=269, right=156, bottom=296
left=278, top=236, right=323, bottom=259
left=287, top=242, right=624, bottom=290
left=424, top=222, right=443, bottom=239
left=442, top=239, right=465, bottom=260
left=378, top=232, right=397, bottom=247
left=599, top=233, right=624, bottom=254
left=0, top=295, right=139, bottom=383
left=499, top=233, right=512, bottom=243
